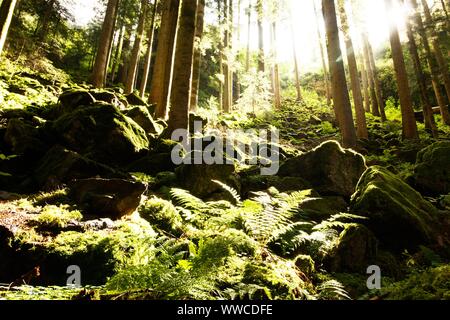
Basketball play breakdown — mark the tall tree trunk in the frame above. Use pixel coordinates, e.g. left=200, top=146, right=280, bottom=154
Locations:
left=92, top=0, right=120, bottom=88
left=404, top=0, right=438, bottom=137
left=410, top=0, right=450, bottom=125
left=139, top=0, right=159, bottom=98
left=125, top=0, right=148, bottom=94
left=0, top=0, right=17, bottom=56
left=257, top=0, right=264, bottom=73
left=360, top=55, right=371, bottom=113
left=322, top=0, right=357, bottom=148
left=338, top=0, right=368, bottom=139
left=118, top=28, right=131, bottom=85
left=111, top=24, right=124, bottom=84
left=168, top=0, right=198, bottom=134
left=385, top=0, right=418, bottom=140
left=367, top=38, right=387, bottom=121
left=313, top=0, right=331, bottom=106
left=363, top=38, right=380, bottom=118
left=150, top=0, right=180, bottom=118
left=421, top=0, right=450, bottom=108
left=271, top=21, right=281, bottom=109
left=245, top=1, right=251, bottom=71
left=290, top=13, right=303, bottom=102
left=190, top=0, right=205, bottom=111
left=222, top=0, right=232, bottom=113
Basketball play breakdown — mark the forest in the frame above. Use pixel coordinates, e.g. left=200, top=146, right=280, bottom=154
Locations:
left=0, top=0, right=449, bottom=301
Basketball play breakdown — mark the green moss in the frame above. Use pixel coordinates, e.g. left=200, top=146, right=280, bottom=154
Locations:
left=34, top=205, right=83, bottom=230
left=380, top=265, right=450, bottom=300
left=138, top=197, right=184, bottom=235
left=31, top=189, right=70, bottom=206
left=294, top=255, right=315, bottom=275
left=350, top=166, right=439, bottom=251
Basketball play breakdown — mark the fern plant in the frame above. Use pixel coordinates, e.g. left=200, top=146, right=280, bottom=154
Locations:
left=212, top=180, right=242, bottom=205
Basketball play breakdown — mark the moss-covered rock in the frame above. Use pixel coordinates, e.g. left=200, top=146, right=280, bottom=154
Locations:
left=278, top=141, right=367, bottom=198
left=68, top=178, right=146, bottom=219
left=138, top=197, right=184, bottom=235
left=324, top=224, right=378, bottom=273
left=57, top=89, right=96, bottom=115
left=34, top=145, right=125, bottom=190
left=240, top=175, right=312, bottom=197
left=125, top=106, right=163, bottom=136
left=4, top=118, right=48, bottom=156
left=294, top=255, right=315, bottom=276
left=176, top=162, right=240, bottom=199
left=52, top=103, right=149, bottom=165
left=127, top=152, right=176, bottom=175
left=413, top=141, right=450, bottom=195
left=297, top=196, right=348, bottom=222
left=350, top=166, right=439, bottom=251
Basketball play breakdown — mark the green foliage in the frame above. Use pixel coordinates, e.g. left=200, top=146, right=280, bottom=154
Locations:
left=34, top=205, right=82, bottom=229
left=138, top=197, right=184, bottom=236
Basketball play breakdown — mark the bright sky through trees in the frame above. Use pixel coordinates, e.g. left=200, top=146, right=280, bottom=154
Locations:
left=66, top=0, right=429, bottom=73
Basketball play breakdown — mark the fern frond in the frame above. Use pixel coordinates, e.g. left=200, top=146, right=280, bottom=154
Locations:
left=170, top=188, right=207, bottom=212
left=212, top=180, right=242, bottom=205
left=317, top=280, right=352, bottom=300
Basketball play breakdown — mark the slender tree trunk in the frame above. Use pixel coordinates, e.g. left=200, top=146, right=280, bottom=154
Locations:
left=92, top=0, right=120, bottom=88
left=245, top=1, right=251, bottom=72
left=421, top=0, right=450, bottom=107
left=190, top=0, right=205, bottom=111
left=125, top=0, right=148, bottom=94
left=168, top=0, right=198, bottom=134
left=0, top=0, right=17, bottom=56
left=118, top=28, right=131, bottom=85
left=222, top=0, right=232, bottom=113
left=271, top=21, right=281, bottom=109
left=257, top=0, right=264, bottom=73
left=360, top=55, right=371, bottom=113
left=322, top=0, right=357, bottom=148
left=290, top=13, right=302, bottom=102
left=139, top=0, right=159, bottom=98
left=111, top=24, right=124, bottom=84
left=313, top=0, right=331, bottom=106
left=150, top=0, right=180, bottom=118
left=338, top=0, right=368, bottom=139
left=367, top=39, right=387, bottom=121
left=410, top=0, right=450, bottom=125
left=404, top=0, right=438, bottom=137
left=385, top=0, right=418, bottom=140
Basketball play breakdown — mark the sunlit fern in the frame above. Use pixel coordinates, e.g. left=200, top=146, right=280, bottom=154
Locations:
left=316, top=280, right=352, bottom=300
left=212, top=180, right=242, bottom=205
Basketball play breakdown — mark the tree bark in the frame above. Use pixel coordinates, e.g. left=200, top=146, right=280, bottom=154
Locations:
left=271, top=21, right=281, bottom=109
left=150, top=0, right=180, bottom=118
left=0, top=0, right=17, bottom=56
left=257, top=0, right=264, bottom=73
left=139, top=0, right=159, bottom=98
left=245, top=1, right=251, bottom=71
left=92, top=0, right=120, bottom=88
left=190, top=0, right=205, bottom=111
left=421, top=0, right=450, bottom=111
left=111, top=24, right=125, bottom=84
left=168, top=0, right=198, bottom=134
left=313, top=0, right=331, bottom=106
left=404, top=0, right=438, bottom=137
left=410, top=0, right=450, bottom=125
left=338, top=0, right=368, bottom=139
left=385, top=0, right=418, bottom=140
left=125, top=0, right=148, bottom=94
left=322, top=0, right=357, bottom=148
left=367, top=38, right=386, bottom=121
left=360, top=55, right=371, bottom=113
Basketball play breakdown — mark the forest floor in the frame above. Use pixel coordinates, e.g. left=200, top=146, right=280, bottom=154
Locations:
left=0, top=57, right=450, bottom=300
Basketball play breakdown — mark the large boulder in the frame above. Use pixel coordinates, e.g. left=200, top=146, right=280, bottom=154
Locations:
left=324, top=224, right=378, bottom=273
left=278, top=141, right=367, bottom=198
left=4, top=118, right=48, bottom=156
left=413, top=141, right=450, bottom=195
left=125, top=106, right=163, bottom=135
left=350, top=166, right=439, bottom=251
left=176, top=162, right=240, bottom=199
left=68, top=178, right=146, bottom=219
left=52, top=103, right=149, bottom=165
left=34, top=145, right=125, bottom=190
left=58, top=89, right=96, bottom=115
left=127, top=153, right=176, bottom=175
